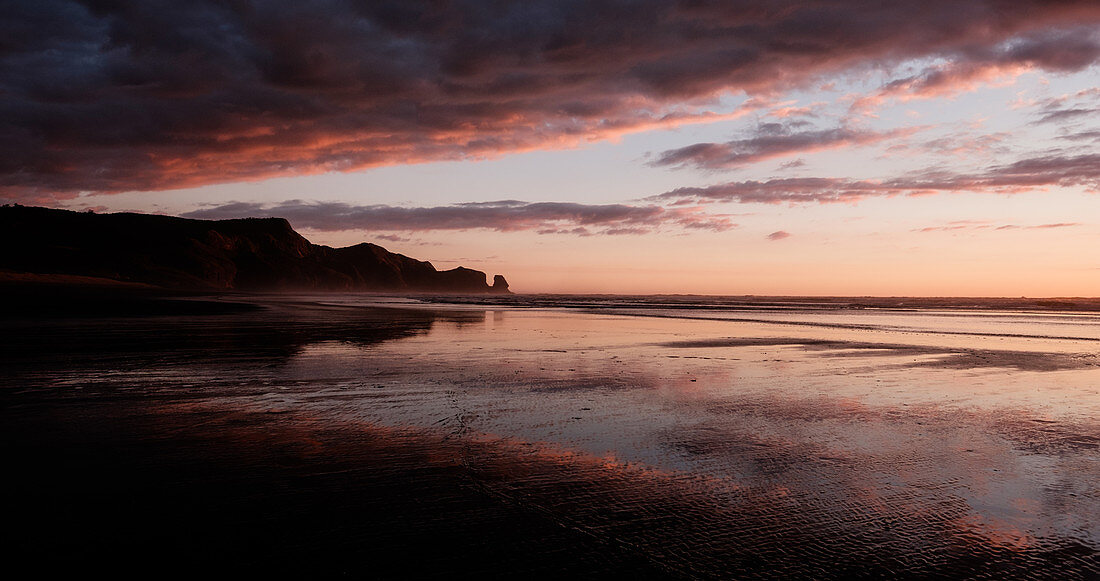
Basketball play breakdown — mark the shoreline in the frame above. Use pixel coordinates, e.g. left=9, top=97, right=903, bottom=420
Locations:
left=4, top=293, right=1099, bottom=577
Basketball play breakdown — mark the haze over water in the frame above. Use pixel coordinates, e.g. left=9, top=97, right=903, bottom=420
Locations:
left=7, top=295, right=1098, bottom=578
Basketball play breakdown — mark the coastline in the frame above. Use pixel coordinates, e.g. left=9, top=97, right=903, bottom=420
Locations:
left=4, top=293, right=1099, bottom=577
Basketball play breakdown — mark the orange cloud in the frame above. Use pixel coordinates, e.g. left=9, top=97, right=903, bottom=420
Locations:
left=2, top=1, right=1099, bottom=198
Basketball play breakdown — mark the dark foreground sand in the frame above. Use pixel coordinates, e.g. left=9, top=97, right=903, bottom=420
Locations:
left=4, top=292, right=1099, bottom=578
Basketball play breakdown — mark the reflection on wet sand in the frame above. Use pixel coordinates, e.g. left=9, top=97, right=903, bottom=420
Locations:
left=4, top=296, right=1099, bottom=578
left=3, top=300, right=486, bottom=373
left=660, top=336, right=1100, bottom=371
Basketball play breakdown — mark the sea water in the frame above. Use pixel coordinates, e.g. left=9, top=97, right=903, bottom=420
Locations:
left=4, top=294, right=1099, bottom=577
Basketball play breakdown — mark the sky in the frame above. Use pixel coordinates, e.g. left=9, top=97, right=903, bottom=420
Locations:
left=2, top=0, right=1099, bottom=295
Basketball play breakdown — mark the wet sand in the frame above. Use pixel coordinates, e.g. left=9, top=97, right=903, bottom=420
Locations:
left=4, top=294, right=1099, bottom=578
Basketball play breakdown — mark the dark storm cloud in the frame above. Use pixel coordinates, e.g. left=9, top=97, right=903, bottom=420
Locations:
left=2, top=0, right=1100, bottom=197
left=653, top=153, right=1100, bottom=204
left=181, top=199, right=736, bottom=235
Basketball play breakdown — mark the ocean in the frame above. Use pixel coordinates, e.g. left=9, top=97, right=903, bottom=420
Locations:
left=4, top=294, right=1099, bottom=578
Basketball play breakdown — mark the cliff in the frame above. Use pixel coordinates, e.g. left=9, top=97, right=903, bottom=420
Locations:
left=0, top=205, right=510, bottom=293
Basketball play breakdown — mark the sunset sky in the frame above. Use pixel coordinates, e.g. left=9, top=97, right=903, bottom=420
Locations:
left=3, top=0, right=1099, bottom=295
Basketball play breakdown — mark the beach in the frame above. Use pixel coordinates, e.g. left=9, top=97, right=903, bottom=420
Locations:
left=4, top=294, right=1099, bottom=578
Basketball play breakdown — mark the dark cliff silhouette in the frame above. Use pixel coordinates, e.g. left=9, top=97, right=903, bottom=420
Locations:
left=0, top=205, right=510, bottom=293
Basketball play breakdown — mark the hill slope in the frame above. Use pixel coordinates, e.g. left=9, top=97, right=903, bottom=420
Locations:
left=0, top=205, right=510, bottom=293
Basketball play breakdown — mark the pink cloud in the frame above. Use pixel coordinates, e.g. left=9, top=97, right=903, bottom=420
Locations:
left=850, top=28, right=1100, bottom=116
left=2, top=1, right=1099, bottom=198
left=916, top=222, right=1079, bottom=232
left=654, top=152, right=1100, bottom=205
left=1026, top=222, right=1081, bottom=229
left=850, top=62, right=1034, bottom=116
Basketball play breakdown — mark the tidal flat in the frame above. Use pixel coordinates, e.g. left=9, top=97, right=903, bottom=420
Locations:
left=4, top=294, right=1099, bottom=578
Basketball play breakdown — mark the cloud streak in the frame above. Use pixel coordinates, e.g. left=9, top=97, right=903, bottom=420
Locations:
left=2, top=1, right=1099, bottom=197
left=653, top=152, right=1100, bottom=205
left=650, top=123, right=914, bottom=170
left=1029, top=87, right=1100, bottom=126
left=181, top=200, right=736, bottom=236
left=913, top=221, right=1080, bottom=232
left=850, top=27, right=1100, bottom=114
